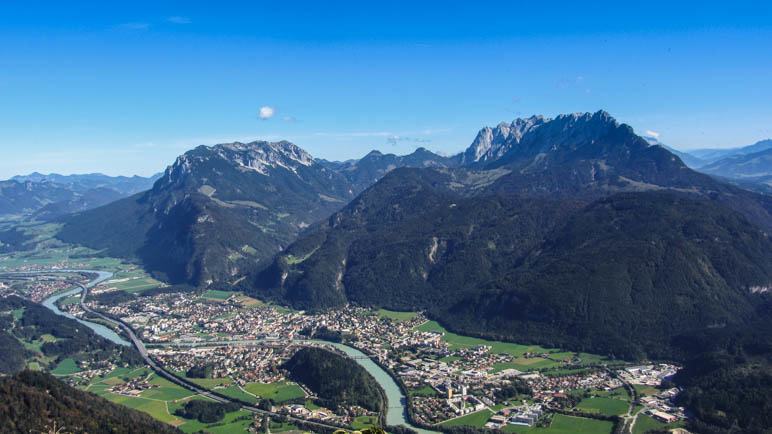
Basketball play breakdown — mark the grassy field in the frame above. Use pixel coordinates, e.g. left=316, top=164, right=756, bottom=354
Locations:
left=594, top=387, right=631, bottom=401
left=416, top=321, right=609, bottom=371
left=141, top=375, right=198, bottom=401
left=111, top=277, right=162, bottom=293
left=268, top=421, right=300, bottom=432
left=57, top=295, right=81, bottom=306
left=234, top=293, right=263, bottom=307
left=502, top=414, right=614, bottom=434
left=632, top=414, right=685, bottom=434
left=633, top=384, right=661, bottom=396
left=575, top=397, right=629, bottom=416
left=82, top=367, right=224, bottom=428
left=409, top=385, right=439, bottom=397
left=440, top=409, right=493, bottom=427
left=543, top=367, right=592, bottom=377
left=218, top=385, right=259, bottom=404
left=202, top=289, right=234, bottom=300
left=187, top=376, right=233, bottom=389
left=304, top=399, right=321, bottom=410
left=416, top=321, right=552, bottom=356
left=51, top=358, right=81, bottom=375
left=351, top=415, right=378, bottom=430
left=491, top=358, right=562, bottom=372
left=243, top=381, right=305, bottom=402
left=377, top=309, right=418, bottom=321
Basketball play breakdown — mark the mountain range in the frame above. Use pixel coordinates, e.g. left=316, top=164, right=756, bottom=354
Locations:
left=42, top=110, right=772, bottom=433
left=699, top=147, right=772, bottom=192
left=644, top=137, right=772, bottom=191
left=57, top=142, right=453, bottom=285
left=253, top=111, right=772, bottom=359
left=689, top=139, right=772, bottom=164
left=0, top=172, right=160, bottom=219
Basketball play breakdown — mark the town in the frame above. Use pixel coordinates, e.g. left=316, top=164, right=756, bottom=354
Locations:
left=50, top=276, right=688, bottom=432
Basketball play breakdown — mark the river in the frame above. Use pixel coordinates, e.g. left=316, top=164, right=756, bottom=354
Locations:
left=36, top=270, right=436, bottom=433
left=38, top=270, right=130, bottom=346
left=323, top=341, right=437, bottom=433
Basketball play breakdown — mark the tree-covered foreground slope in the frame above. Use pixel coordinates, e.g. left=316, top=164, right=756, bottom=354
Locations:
left=0, top=370, right=180, bottom=434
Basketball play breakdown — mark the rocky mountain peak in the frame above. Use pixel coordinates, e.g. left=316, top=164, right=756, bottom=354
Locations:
left=161, top=140, right=316, bottom=187
left=461, top=111, right=623, bottom=165
left=461, top=115, right=548, bottom=164
left=215, top=140, right=314, bottom=174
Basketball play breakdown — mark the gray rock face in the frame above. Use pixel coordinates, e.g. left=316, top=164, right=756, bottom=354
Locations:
left=460, top=111, right=626, bottom=166
left=461, top=115, right=547, bottom=164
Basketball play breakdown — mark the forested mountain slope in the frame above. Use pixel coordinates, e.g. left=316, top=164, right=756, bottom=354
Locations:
left=0, top=370, right=180, bottom=434
left=254, top=112, right=772, bottom=359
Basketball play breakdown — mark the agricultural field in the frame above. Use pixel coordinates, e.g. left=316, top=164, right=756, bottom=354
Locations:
left=416, top=321, right=607, bottom=370
left=502, top=414, right=614, bottom=434
left=102, top=270, right=164, bottom=294
left=267, top=420, right=301, bottom=432
left=202, top=289, right=234, bottom=300
left=218, top=385, right=259, bottom=404
left=51, top=357, right=81, bottom=375
left=440, top=409, right=493, bottom=427
left=594, top=387, right=631, bottom=401
left=632, top=414, right=685, bottom=434
left=416, top=321, right=552, bottom=356
left=351, top=415, right=378, bottom=430
left=575, top=396, right=630, bottom=416
left=491, top=358, right=562, bottom=372
left=376, top=309, right=418, bottom=322
left=80, top=367, right=254, bottom=428
left=409, top=385, right=439, bottom=397
left=243, top=381, right=305, bottom=403
left=633, top=384, right=662, bottom=396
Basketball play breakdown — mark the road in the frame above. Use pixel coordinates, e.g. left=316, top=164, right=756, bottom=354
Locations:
left=603, top=366, right=639, bottom=434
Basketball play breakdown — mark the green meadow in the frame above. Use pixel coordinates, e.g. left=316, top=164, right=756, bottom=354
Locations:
left=440, top=409, right=493, bottom=427
left=243, top=381, right=305, bottom=403
left=502, top=414, right=614, bottom=434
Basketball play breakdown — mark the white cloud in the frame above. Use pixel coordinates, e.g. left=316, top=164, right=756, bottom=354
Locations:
left=167, top=16, right=191, bottom=24
left=645, top=130, right=660, bottom=139
left=258, top=106, right=275, bottom=120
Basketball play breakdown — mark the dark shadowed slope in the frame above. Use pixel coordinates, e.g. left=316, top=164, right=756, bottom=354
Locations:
left=0, top=370, right=180, bottom=434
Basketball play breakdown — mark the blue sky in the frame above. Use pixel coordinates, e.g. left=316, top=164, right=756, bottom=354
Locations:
left=1, top=1, right=771, bottom=178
